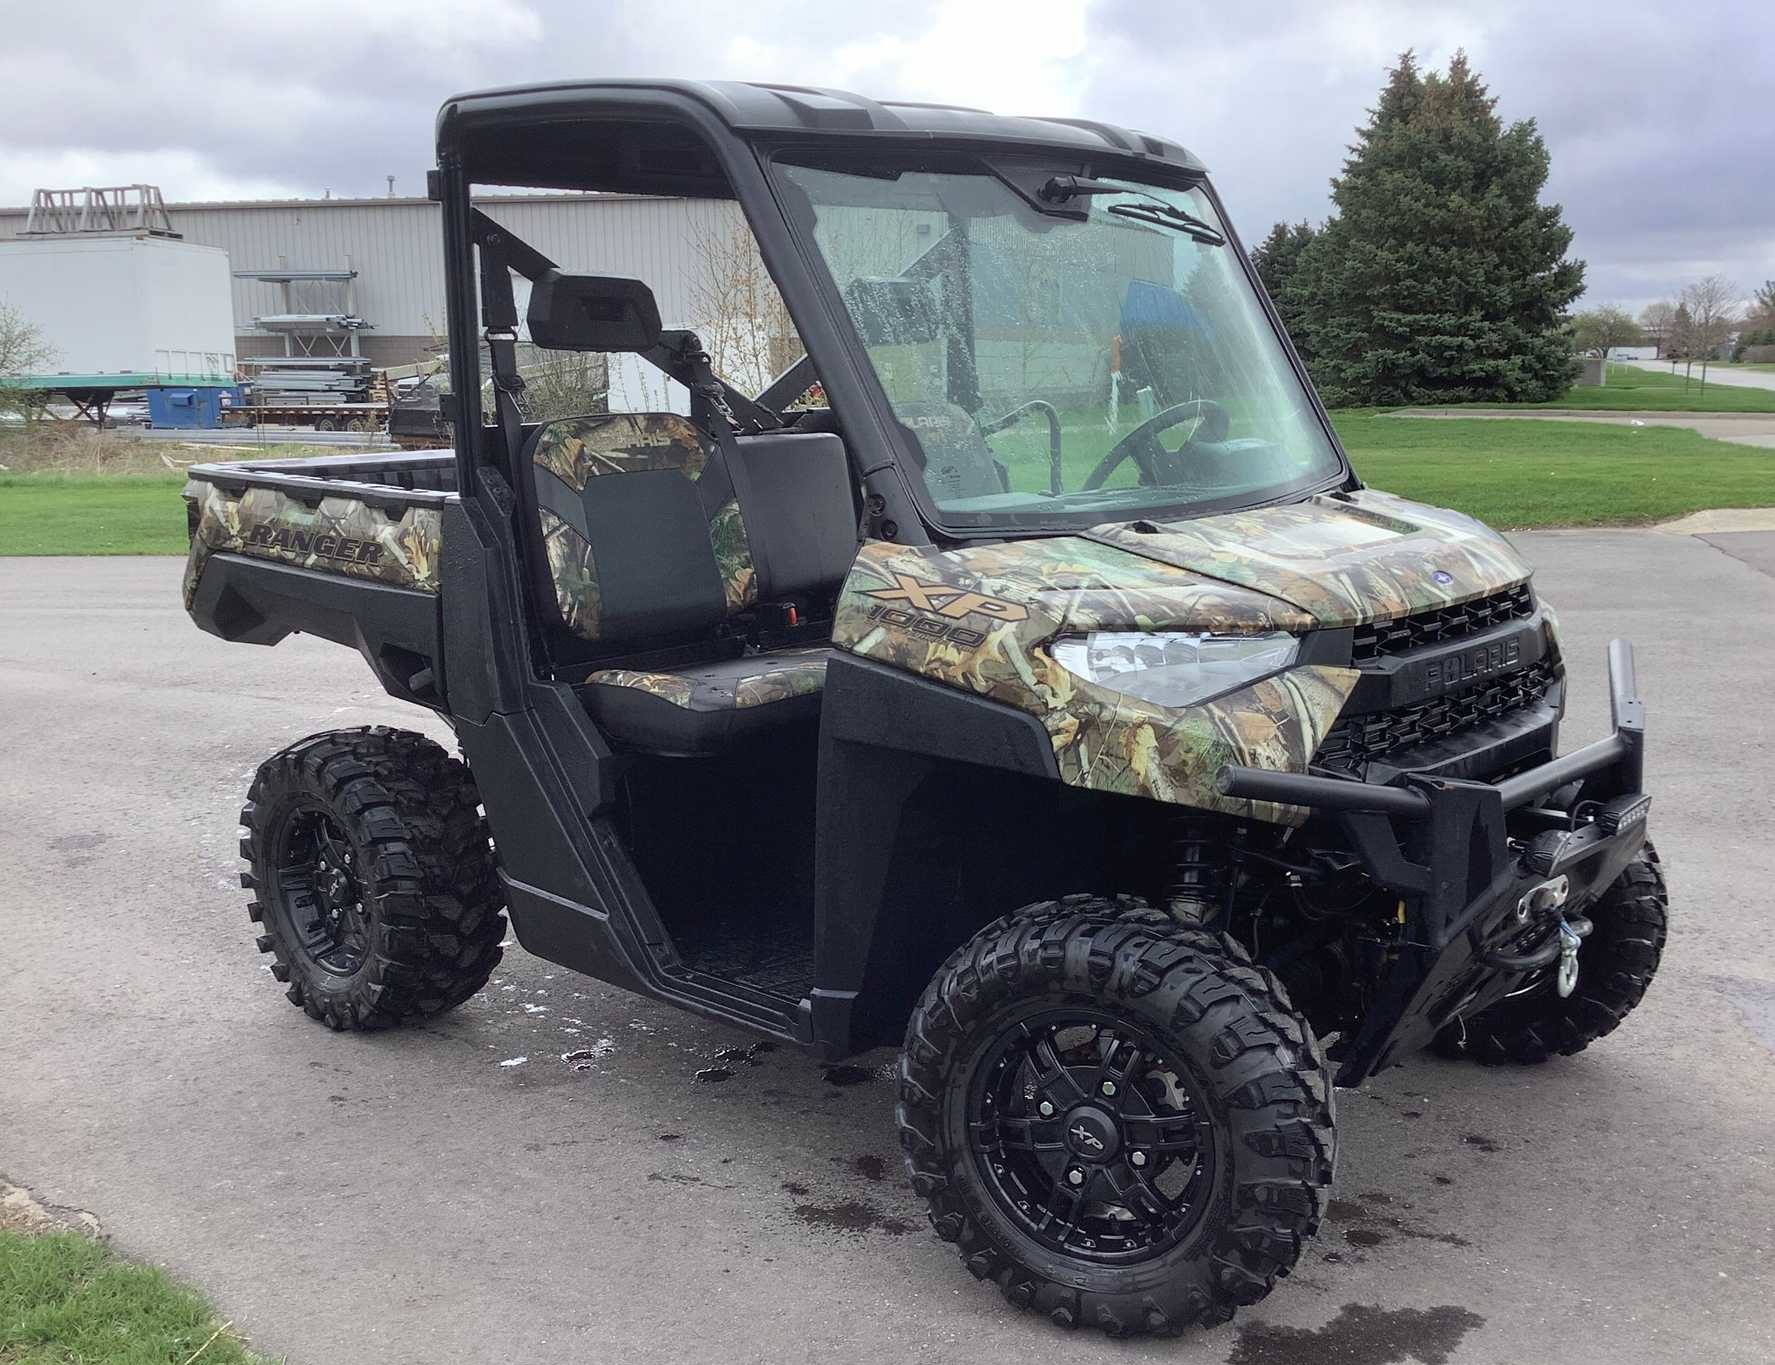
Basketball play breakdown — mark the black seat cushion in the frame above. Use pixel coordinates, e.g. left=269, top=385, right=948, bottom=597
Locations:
left=528, top=412, right=758, bottom=644
left=726, top=431, right=858, bottom=605
left=582, top=647, right=830, bottom=755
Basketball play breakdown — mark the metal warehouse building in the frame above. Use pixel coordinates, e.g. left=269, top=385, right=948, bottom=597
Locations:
left=0, top=193, right=728, bottom=371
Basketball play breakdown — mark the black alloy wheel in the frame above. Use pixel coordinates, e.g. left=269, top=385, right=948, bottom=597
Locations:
left=271, top=805, right=371, bottom=977
left=970, top=1009, right=1217, bottom=1263
left=898, top=896, right=1335, bottom=1338
left=240, top=727, right=506, bottom=1031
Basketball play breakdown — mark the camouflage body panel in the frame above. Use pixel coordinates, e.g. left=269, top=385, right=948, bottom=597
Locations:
left=532, top=413, right=758, bottom=639
left=182, top=477, right=443, bottom=609
left=1087, top=489, right=1531, bottom=627
left=586, top=647, right=828, bottom=712
left=832, top=537, right=1354, bottom=823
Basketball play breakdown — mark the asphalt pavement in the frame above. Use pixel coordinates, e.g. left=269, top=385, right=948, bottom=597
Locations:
left=3, top=535, right=1773, bottom=1365
left=1622, top=357, right=1775, bottom=393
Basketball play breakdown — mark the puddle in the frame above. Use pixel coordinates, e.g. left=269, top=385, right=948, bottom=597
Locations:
left=820, top=1064, right=873, bottom=1087
left=695, top=1067, right=734, bottom=1084
left=1230, top=1304, right=1485, bottom=1365
left=1461, top=1133, right=1500, bottom=1153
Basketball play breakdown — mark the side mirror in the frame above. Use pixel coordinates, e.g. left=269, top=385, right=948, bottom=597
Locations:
left=527, top=271, right=663, bottom=352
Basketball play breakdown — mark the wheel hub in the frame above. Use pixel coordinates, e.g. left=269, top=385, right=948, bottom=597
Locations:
left=968, top=1009, right=1217, bottom=1264
left=273, top=806, right=369, bottom=977
left=1062, top=1105, right=1121, bottom=1163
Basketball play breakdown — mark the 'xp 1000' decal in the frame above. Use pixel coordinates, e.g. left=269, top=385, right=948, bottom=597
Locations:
left=246, top=523, right=385, bottom=565
left=863, top=573, right=1028, bottom=649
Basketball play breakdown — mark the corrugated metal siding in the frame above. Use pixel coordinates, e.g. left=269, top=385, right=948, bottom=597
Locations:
left=0, top=194, right=730, bottom=350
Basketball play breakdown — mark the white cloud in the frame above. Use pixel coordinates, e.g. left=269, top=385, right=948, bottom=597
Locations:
left=0, top=146, right=303, bottom=206
left=0, top=0, right=1768, bottom=312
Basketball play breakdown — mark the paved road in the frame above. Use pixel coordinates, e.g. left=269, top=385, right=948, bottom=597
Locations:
left=1391, top=407, right=1775, bottom=449
left=1623, top=357, right=1775, bottom=393
left=3, top=541, right=1773, bottom=1365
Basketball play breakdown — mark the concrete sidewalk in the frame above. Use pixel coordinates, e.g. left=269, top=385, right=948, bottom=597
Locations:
left=3, top=542, right=1773, bottom=1365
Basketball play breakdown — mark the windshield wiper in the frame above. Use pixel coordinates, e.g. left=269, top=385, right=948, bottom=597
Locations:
left=1038, top=175, right=1226, bottom=244
left=1105, top=201, right=1225, bottom=246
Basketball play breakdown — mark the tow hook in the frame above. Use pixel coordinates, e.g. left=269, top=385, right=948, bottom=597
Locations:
left=1516, top=875, right=1569, bottom=922
left=1485, top=877, right=1593, bottom=978
left=1555, top=913, right=1595, bottom=998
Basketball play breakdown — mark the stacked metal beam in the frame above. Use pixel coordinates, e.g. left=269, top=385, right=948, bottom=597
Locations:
left=242, top=356, right=371, bottom=404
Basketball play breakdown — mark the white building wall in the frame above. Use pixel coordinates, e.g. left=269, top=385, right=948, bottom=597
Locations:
left=0, top=194, right=731, bottom=366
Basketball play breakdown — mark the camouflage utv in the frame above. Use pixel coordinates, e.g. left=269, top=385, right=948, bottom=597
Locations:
left=182, top=81, right=1667, bottom=1338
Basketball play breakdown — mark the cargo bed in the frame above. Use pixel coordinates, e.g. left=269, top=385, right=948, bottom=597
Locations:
left=181, top=451, right=459, bottom=708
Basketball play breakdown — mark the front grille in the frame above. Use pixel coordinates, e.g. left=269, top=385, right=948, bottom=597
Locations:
left=1351, top=583, right=1535, bottom=664
left=1316, top=659, right=1558, bottom=773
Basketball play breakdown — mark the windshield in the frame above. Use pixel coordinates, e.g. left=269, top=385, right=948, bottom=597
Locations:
left=774, top=154, right=1345, bottom=531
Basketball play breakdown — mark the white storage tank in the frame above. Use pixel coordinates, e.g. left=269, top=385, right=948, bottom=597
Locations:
left=0, top=233, right=236, bottom=389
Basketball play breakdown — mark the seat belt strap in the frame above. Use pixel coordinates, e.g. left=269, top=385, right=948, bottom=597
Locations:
left=679, top=341, right=776, bottom=604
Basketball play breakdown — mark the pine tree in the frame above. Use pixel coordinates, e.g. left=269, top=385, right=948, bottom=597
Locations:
left=1249, top=221, right=1317, bottom=353
left=1292, top=51, right=1585, bottom=406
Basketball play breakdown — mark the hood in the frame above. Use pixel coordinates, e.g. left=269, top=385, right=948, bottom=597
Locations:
left=1086, top=489, right=1532, bottom=627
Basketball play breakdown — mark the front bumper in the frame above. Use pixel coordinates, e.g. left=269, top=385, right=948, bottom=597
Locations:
left=1220, top=640, right=1650, bottom=1085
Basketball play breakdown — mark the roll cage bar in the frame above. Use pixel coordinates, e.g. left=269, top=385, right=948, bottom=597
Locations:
left=432, top=80, right=1351, bottom=543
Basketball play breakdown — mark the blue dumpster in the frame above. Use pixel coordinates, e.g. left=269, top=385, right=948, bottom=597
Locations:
left=147, top=385, right=235, bottom=429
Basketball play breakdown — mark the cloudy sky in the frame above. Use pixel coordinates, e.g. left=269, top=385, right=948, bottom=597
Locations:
left=3, top=0, right=1768, bottom=314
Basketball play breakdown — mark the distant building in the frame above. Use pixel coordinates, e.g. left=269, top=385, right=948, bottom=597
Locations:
left=0, top=193, right=728, bottom=371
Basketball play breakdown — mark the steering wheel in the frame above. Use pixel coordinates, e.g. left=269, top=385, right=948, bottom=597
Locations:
left=1082, top=399, right=1230, bottom=491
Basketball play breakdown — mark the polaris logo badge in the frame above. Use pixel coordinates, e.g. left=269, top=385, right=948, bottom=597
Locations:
left=1432, top=569, right=1455, bottom=586
left=1421, top=637, right=1521, bottom=692
left=246, top=523, right=385, bottom=565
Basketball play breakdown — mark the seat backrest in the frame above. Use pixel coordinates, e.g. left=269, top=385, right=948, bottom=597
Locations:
left=529, top=412, right=756, bottom=646
left=725, top=431, right=859, bottom=604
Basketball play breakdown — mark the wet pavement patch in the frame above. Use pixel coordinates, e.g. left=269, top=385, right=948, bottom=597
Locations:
left=647, top=1171, right=733, bottom=1190
left=1462, top=1133, right=1500, bottom=1153
left=820, top=1063, right=873, bottom=1086
left=790, top=1198, right=913, bottom=1237
left=1711, top=974, right=1775, bottom=1052
left=694, top=1067, right=734, bottom=1084
left=1229, top=1304, right=1485, bottom=1365
left=1328, top=1193, right=1472, bottom=1252
left=853, top=1154, right=887, bottom=1182
left=781, top=1181, right=810, bottom=1197
left=712, top=1040, right=777, bottom=1067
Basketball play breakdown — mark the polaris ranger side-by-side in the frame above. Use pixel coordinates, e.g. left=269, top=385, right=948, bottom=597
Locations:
left=181, top=81, right=1667, bottom=1337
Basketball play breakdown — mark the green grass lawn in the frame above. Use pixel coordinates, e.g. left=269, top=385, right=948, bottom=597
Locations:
left=1333, top=411, right=1775, bottom=527
left=976, top=402, right=1775, bottom=529
left=1500, top=362, right=1775, bottom=413
left=0, top=473, right=188, bottom=555
left=0, top=1230, right=267, bottom=1364
left=2, top=408, right=1772, bottom=555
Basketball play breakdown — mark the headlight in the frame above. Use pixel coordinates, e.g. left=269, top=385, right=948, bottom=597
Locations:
left=1049, top=631, right=1299, bottom=708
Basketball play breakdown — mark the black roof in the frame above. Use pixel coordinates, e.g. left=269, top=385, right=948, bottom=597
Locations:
left=436, top=79, right=1206, bottom=179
